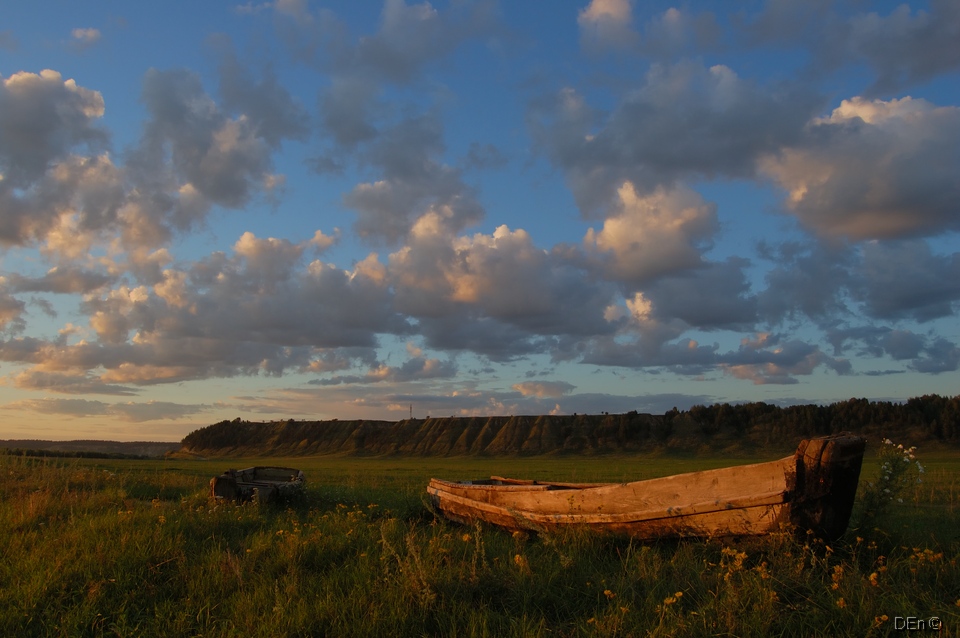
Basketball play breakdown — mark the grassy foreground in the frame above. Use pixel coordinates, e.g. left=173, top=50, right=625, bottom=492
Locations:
left=2, top=449, right=958, bottom=637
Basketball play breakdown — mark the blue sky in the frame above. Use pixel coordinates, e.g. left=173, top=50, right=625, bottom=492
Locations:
left=1, top=0, right=958, bottom=441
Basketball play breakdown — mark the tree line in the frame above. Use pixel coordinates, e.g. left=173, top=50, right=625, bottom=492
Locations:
left=672, top=394, right=960, bottom=443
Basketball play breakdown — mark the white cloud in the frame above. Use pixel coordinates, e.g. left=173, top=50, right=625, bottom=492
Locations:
left=530, top=61, right=821, bottom=215
left=70, top=28, right=101, bottom=51
left=388, top=217, right=617, bottom=359
left=578, top=0, right=637, bottom=53
left=512, top=381, right=575, bottom=398
left=584, top=183, right=717, bottom=285
left=762, top=96, right=960, bottom=240
left=0, top=71, right=108, bottom=244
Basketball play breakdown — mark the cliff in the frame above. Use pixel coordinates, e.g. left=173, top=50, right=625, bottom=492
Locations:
left=175, top=412, right=679, bottom=458
left=174, top=395, right=960, bottom=458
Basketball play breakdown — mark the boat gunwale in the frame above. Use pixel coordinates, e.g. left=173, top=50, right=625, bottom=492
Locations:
left=427, top=484, right=789, bottom=525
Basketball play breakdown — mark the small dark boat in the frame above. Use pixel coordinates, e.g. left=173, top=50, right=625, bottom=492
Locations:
left=427, top=433, right=866, bottom=541
left=210, top=466, right=305, bottom=503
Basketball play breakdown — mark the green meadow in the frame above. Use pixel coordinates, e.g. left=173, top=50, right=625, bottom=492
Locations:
left=2, top=449, right=958, bottom=637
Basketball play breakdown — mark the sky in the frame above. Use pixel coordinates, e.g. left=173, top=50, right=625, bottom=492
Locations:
left=1, top=0, right=959, bottom=442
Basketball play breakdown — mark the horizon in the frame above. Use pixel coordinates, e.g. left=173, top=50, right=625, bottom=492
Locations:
left=1, top=1, right=959, bottom=442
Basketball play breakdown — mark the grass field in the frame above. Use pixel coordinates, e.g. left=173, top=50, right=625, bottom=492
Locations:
left=2, top=447, right=958, bottom=637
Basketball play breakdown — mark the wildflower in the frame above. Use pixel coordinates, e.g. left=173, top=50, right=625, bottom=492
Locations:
left=157, top=515, right=166, bottom=524
left=868, top=572, right=879, bottom=586
left=874, top=615, right=889, bottom=627
left=836, top=597, right=846, bottom=608
left=604, top=589, right=616, bottom=600
left=513, top=554, right=530, bottom=573
left=461, top=533, right=472, bottom=543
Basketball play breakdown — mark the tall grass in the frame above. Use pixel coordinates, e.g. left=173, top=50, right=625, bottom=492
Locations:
left=1, top=449, right=958, bottom=636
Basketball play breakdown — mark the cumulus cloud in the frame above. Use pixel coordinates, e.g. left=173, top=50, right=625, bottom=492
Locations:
left=530, top=61, right=821, bottom=214
left=0, top=70, right=110, bottom=245
left=1, top=65, right=301, bottom=263
left=286, top=0, right=500, bottom=83
left=355, top=0, right=498, bottom=83
left=720, top=335, right=850, bottom=385
left=584, top=182, right=718, bottom=285
left=343, top=112, right=485, bottom=241
left=762, top=97, right=960, bottom=240
left=0, top=230, right=412, bottom=388
left=0, top=71, right=107, bottom=182
left=310, top=354, right=457, bottom=385
left=0, top=285, right=26, bottom=333
left=7, top=266, right=114, bottom=294
left=911, top=338, right=960, bottom=374
left=512, top=381, right=575, bottom=398
left=133, top=68, right=273, bottom=210
left=578, top=0, right=638, bottom=53
left=317, top=75, right=381, bottom=149
left=70, top=28, right=102, bottom=51
left=213, top=37, right=310, bottom=147
left=644, top=258, right=758, bottom=331
left=845, top=1, right=960, bottom=95
left=852, top=240, right=960, bottom=322
left=389, top=220, right=617, bottom=359
left=743, top=1, right=960, bottom=95
left=637, top=7, right=721, bottom=57
left=827, top=326, right=959, bottom=375
left=757, top=241, right=854, bottom=325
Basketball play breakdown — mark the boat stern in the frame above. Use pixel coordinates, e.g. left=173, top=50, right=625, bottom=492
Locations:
left=789, top=433, right=867, bottom=540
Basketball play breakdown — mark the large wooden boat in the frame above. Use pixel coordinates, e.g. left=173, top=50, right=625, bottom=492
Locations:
left=427, top=434, right=866, bottom=541
left=210, top=466, right=305, bottom=504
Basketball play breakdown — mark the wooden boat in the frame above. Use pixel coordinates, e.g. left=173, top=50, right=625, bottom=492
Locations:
left=210, top=466, right=305, bottom=503
left=427, top=433, right=866, bottom=541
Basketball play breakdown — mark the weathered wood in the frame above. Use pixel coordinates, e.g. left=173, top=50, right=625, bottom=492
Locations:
left=427, top=433, right=866, bottom=540
left=210, top=466, right=305, bottom=504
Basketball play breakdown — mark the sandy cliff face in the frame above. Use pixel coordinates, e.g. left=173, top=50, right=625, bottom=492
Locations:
left=177, top=413, right=672, bottom=457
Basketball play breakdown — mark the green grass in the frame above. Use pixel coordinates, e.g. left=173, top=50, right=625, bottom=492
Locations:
left=2, top=449, right=958, bottom=637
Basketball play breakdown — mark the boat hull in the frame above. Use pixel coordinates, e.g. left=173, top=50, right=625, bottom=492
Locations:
left=427, top=434, right=865, bottom=540
left=210, top=466, right=306, bottom=504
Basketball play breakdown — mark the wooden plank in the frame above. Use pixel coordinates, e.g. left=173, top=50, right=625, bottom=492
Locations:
left=427, top=433, right=867, bottom=540
left=433, top=456, right=794, bottom=517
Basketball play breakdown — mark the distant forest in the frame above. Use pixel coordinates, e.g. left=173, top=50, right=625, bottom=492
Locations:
left=178, top=394, right=960, bottom=457
left=674, top=394, right=960, bottom=442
